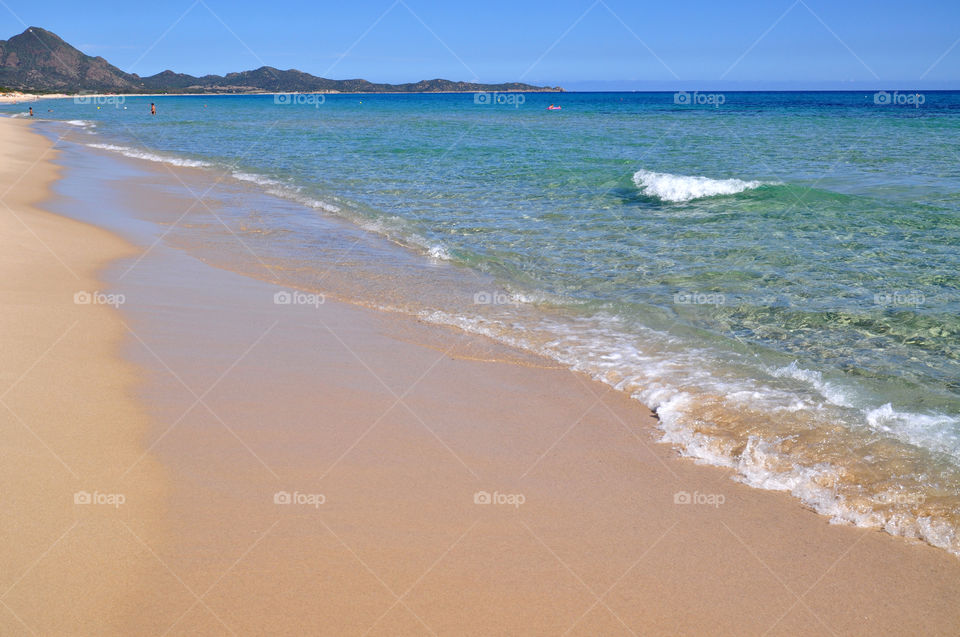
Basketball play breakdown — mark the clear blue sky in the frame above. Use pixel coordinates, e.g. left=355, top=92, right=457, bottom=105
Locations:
left=2, top=0, right=958, bottom=89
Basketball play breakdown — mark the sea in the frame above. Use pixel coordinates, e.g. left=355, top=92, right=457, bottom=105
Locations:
left=5, top=90, right=959, bottom=555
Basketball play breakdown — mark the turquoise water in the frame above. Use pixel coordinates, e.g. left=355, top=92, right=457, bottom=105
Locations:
left=8, top=91, right=960, bottom=554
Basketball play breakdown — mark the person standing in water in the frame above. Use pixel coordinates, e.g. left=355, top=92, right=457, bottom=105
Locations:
left=150, top=102, right=156, bottom=115
left=28, top=106, right=33, bottom=116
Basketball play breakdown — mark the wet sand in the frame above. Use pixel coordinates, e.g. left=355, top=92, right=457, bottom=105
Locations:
left=3, top=118, right=960, bottom=635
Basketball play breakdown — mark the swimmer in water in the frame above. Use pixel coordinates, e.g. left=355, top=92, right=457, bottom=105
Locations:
left=151, top=103, right=156, bottom=115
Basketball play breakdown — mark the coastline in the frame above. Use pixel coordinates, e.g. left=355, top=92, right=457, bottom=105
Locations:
left=6, top=118, right=956, bottom=634
left=0, top=117, right=168, bottom=633
left=0, top=88, right=562, bottom=104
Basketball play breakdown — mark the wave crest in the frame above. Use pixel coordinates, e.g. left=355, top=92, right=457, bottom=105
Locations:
left=633, top=169, right=769, bottom=202
left=87, top=143, right=212, bottom=168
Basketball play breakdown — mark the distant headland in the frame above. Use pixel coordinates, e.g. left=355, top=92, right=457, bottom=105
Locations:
left=0, top=27, right=563, bottom=95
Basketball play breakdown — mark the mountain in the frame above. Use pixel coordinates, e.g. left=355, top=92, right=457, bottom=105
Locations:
left=0, top=27, right=139, bottom=92
left=0, top=27, right=562, bottom=94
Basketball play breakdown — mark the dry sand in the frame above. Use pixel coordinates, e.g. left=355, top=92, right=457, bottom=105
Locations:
left=3, top=117, right=960, bottom=635
left=0, top=93, right=73, bottom=104
left=0, top=117, right=168, bottom=634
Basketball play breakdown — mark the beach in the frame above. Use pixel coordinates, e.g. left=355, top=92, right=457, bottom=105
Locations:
left=27, top=91, right=960, bottom=556
left=2, top=111, right=960, bottom=635
left=0, top=93, right=73, bottom=104
left=0, top=117, right=168, bottom=633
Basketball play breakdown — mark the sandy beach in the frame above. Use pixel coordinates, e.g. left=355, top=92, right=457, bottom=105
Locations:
left=0, top=117, right=168, bottom=633
left=0, top=93, right=73, bottom=104
left=2, top=116, right=960, bottom=635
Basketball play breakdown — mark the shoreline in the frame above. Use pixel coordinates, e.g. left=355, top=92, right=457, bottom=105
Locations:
left=64, top=119, right=960, bottom=560
left=5, top=117, right=960, bottom=634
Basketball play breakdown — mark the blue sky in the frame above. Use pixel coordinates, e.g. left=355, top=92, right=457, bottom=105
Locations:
left=2, top=0, right=958, bottom=89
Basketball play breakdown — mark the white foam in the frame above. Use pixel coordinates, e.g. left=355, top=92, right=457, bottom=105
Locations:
left=64, top=119, right=95, bottom=128
left=232, top=171, right=283, bottom=187
left=87, top=143, right=212, bottom=168
left=428, top=245, right=451, bottom=261
left=633, top=169, right=770, bottom=202
left=348, top=216, right=458, bottom=263
left=295, top=195, right=342, bottom=214
left=771, top=361, right=854, bottom=407
left=231, top=171, right=343, bottom=214
left=866, top=403, right=960, bottom=457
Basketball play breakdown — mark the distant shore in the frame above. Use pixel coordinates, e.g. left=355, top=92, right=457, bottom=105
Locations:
left=0, top=87, right=562, bottom=104
left=0, top=92, right=72, bottom=103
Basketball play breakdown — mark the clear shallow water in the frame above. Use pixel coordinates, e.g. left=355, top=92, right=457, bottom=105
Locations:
left=9, top=91, right=960, bottom=555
